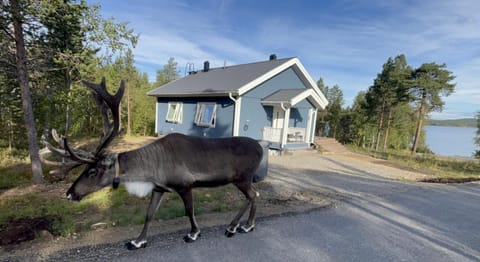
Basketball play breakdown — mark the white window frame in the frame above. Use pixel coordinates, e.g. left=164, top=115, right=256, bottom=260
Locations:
left=194, top=103, right=217, bottom=127
left=165, top=102, right=183, bottom=123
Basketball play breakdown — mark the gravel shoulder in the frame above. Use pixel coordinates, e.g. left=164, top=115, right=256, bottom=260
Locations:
left=0, top=150, right=434, bottom=260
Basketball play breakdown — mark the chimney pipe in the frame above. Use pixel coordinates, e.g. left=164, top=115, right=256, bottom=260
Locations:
left=203, top=61, right=210, bottom=72
left=269, top=54, right=277, bottom=60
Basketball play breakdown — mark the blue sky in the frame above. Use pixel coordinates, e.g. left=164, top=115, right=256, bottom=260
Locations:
left=91, top=0, right=479, bottom=120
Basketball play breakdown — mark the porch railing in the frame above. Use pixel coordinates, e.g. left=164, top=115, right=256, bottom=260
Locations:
left=287, top=127, right=306, bottom=142
left=262, top=127, right=306, bottom=143
left=262, top=127, right=282, bottom=143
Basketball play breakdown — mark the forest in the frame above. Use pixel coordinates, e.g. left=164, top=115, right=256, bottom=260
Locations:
left=1, top=0, right=479, bottom=185
left=0, top=0, right=183, bottom=183
left=315, top=54, right=460, bottom=154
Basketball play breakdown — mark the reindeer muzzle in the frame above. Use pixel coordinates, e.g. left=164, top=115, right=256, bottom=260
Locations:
left=66, top=192, right=81, bottom=202
left=112, top=177, right=120, bottom=189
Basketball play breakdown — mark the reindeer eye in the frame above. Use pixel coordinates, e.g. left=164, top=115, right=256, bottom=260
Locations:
left=88, top=168, right=98, bottom=177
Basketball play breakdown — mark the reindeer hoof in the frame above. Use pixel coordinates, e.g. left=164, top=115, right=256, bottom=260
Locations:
left=183, top=232, right=201, bottom=243
left=125, top=240, right=147, bottom=250
left=225, top=224, right=239, bottom=237
left=225, top=230, right=236, bottom=238
left=238, top=224, right=255, bottom=233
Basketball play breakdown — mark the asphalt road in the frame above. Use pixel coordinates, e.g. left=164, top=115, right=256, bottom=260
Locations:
left=40, top=157, right=480, bottom=262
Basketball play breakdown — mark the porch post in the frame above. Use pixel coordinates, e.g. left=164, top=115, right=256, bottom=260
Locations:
left=280, top=106, right=290, bottom=148
left=306, top=108, right=314, bottom=143
left=232, top=96, right=241, bottom=136
left=155, top=101, right=159, bottom=135
left=308, top=109, right=318, bottom=143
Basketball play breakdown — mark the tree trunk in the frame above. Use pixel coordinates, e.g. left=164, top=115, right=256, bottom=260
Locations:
left=64, top=67, right=71, bottom=135
left=382, top=110, right=392, bottom=152
left=127, top=82, right=131, bottom=136
left=411, top=97, right=426, bottom=154
left=11, top=0, right=44, bottom=184
left=375, top=108, right=385, bottom=151
left=8, top=108, right=13, bottom=153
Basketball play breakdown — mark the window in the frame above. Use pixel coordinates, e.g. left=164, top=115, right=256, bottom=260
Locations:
left=195, top=103, right=217, bottom=127
left=166, top=102, right=183, bottom=123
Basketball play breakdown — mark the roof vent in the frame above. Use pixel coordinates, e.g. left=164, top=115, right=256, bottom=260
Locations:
left=269, top=54, right=277, bottom=60
left=203, top=61, right=210, bottom=72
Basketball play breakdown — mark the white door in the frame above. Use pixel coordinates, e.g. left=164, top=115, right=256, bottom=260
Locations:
left=272, top=106, right=284, bottom=128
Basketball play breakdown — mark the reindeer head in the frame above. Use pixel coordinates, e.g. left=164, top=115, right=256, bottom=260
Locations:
left=42, top=78, right=124, bottom=201
left=66, top=153, right=118, bottom=201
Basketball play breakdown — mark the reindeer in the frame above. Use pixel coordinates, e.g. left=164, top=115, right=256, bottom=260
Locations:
left=42, top=78, right=268, bottom=250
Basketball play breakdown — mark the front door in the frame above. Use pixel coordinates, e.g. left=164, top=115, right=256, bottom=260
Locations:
left=272, top=106, right=284, bottom=128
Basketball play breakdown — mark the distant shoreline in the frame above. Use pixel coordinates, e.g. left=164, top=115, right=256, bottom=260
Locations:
left=428, top=118, right=476, bottom=128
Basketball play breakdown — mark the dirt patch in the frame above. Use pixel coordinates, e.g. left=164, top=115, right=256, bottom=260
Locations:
left=0, top=183, right=70, bottom=201
left=0, top=217, right=59, bottom=246
left=419, top=177, right=480, bottom=184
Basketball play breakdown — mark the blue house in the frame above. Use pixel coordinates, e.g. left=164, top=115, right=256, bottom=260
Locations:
left=147, top=56, right=328, bottom=150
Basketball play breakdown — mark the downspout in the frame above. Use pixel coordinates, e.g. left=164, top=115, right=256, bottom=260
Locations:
left=228, top=92, right=240, bottom=136
left=154, top=99, right=159, bottom=136
left=228, top=92, right=236, bottom=102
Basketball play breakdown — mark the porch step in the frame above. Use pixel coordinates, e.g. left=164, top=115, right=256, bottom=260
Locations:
left=314, top=137, right=350, bottom=154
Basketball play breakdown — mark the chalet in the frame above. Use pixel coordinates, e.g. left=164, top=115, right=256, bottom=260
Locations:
left=147, top=55, right=328, bottom=150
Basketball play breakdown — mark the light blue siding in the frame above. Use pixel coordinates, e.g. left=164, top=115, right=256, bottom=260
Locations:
left=289, top=99, right=313, bottom=128
left=239, top=67, right=313, bottom=139
left=154, top=66, right=316, bottom=146
left=156, top=97, right=234, bottom=138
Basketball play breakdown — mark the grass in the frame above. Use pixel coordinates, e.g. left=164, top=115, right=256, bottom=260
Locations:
left=0, top=138, right=245, bottom=240
left=348, top=145, right=480, bottom=180
left=0, top=194, right=85, bottom=236
left=0, top=162, right=32, bottom=190
left=0, top=174, right=243, bottom=237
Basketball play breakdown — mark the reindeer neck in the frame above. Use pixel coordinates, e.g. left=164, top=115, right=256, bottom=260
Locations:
left=116, top=140, right=167, bottom=182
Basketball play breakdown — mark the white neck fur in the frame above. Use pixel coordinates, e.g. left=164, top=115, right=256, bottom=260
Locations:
left=124, top=181, right=155, bottom=198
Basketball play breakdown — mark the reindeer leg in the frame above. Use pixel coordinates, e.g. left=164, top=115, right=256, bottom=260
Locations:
left=178, top=188, right=201, bottom=243
left=126, top=189, right=164, bottom=250
left=225, top=182, right=256, bottom=237
left=238, top=185, right=259, bottom=234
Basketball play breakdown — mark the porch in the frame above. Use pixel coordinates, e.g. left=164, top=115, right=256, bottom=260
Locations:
left=260, top=88, right=322, bottom=150
left=262, top=127, right=308, bottom=147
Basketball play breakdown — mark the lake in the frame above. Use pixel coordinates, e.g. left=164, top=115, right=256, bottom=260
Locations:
left=425, top=125, right=477, bottom=158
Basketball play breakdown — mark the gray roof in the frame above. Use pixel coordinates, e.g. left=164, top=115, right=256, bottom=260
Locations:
left=261, top=89, right=307, bottom=103
left=148, top=57, right=294, bottom=97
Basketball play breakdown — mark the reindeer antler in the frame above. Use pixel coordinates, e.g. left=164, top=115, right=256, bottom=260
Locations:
left=40, top=130, right=90, bottom=177
left=41, top=77, right=125, bottom=176
left=81, top=77, right=125, bottom=156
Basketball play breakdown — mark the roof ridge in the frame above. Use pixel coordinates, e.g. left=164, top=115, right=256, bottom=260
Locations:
left=206, top=57, right=295, bottom=71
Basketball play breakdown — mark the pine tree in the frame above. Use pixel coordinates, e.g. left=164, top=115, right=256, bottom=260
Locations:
left=410, top=63, right=455, bottom=154
left=154, top=57, right=180, bottom=87
left=8, top=0, right=44, bottom=183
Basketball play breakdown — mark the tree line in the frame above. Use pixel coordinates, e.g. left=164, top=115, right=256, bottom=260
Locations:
left=0, top=0, right=179, bottom=183
left=316, top=54, right=458, bottom=155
